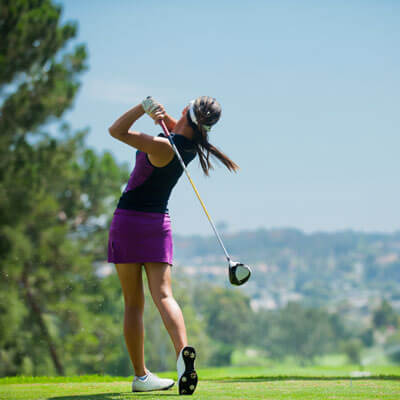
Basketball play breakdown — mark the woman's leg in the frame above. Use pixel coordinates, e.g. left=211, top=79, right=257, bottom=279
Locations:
left=144, top=262, right=187, bottom=357
left=115, top=263, right=146, bottom=377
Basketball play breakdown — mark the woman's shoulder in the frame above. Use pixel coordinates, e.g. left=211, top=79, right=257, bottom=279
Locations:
left=157, top=132, right=195, bottom=151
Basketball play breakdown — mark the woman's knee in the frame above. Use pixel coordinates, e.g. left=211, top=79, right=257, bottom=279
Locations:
left=152, top=289, right=175, bottom=309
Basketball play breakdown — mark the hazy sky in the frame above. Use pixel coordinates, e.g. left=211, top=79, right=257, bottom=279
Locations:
left=58, top=0, right=399, bottom=235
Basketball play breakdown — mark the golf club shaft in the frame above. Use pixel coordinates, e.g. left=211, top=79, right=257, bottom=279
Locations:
left=159, top=120, right=231, bottom=262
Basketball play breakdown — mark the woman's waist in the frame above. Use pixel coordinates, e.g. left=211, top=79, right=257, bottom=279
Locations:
left=110, top=208, right=172, bottom=235
left=114, top=207, right=170, bottom=218
left=117, top=190, right=170, bottom=214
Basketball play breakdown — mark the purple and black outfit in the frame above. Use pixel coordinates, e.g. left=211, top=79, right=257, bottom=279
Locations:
left=108, top=133, right=196, bottom=265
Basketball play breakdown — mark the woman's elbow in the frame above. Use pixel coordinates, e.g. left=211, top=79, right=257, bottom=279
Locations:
left=108, top=126, right=119, bottom=137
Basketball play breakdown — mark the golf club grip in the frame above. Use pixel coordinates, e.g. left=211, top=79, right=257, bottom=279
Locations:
left=158, top=120, right=231, bottom=262
left=159, top=120, right=171, bottom=138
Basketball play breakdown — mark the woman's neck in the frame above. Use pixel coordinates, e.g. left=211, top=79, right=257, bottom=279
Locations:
left=173, top=119, right=195, bottom=141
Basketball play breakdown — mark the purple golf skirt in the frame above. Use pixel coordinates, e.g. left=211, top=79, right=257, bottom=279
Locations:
left=107, top=208, right=173, bottom=265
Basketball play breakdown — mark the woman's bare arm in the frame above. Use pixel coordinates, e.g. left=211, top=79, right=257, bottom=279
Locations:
left=163, top=114, right=177, bottom=132
left=108, top=104, right=174, bottom=165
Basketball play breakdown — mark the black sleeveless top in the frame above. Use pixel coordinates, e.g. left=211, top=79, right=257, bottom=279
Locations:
left=117, top=133, right=197, bottom=213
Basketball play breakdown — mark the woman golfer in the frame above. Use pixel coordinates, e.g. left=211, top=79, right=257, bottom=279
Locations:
left=108, top=96, right=238, bottom=394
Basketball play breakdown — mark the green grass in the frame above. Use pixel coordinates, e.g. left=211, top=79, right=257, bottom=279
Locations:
left=1, top=365, right=400, bottom=400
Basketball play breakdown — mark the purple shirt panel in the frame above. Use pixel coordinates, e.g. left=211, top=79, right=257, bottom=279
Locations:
left=124, top=151, right=154, bottom=192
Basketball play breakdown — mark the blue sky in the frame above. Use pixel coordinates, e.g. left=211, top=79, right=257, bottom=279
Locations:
left=59, top=0, right=400, bottom=235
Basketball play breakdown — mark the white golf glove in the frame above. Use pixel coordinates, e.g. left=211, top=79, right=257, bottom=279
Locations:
left=142, top=96, right=161, bottom=115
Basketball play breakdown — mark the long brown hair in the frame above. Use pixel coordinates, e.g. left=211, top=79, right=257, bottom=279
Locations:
left=187, top=96, right=239, bottom=176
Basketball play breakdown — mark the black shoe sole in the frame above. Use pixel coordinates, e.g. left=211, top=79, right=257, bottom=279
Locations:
left=178, top=346, right=197, bottom=395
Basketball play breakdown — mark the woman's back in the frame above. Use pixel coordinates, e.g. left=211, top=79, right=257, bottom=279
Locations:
left=117, top=133, right=196, bottom=213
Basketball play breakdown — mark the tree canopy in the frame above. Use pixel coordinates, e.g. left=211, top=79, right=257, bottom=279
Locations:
left=0, top=0, right=127, bottom=376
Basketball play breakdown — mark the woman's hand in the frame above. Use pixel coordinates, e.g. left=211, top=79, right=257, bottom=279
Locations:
left=151, top=104, right=166, bottom=124
left=141, top=96, right=166, bottom=124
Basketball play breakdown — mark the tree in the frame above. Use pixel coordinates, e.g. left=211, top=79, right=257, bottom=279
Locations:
left=193, top=285, right=253, bottom=365
left=0, top=0, right=129, bottom=376
left=0, top=128, right=129, bottom=376
left=385, top=330, right=400, bottom=364
left=341, top=339, right=363, bottom=365
left=373, top=300, right=399, bottom=330
left=262, top=302, right=346, bottom=362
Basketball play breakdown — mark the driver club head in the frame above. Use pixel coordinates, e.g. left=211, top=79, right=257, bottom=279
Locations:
left=229, top=261, right=252, bottom=286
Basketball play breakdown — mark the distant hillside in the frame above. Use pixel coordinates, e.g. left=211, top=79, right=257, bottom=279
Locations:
left=173, top=229, right=400, bottom=312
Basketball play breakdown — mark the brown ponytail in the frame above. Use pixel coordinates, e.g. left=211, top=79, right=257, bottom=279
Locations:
left=188, top=96, right=239, bottom=176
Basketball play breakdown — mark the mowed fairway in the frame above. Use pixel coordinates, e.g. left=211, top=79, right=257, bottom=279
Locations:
left=1, top=366, right=400, bottom=400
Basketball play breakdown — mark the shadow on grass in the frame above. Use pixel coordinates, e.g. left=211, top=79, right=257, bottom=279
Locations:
left=50, top=393, right=178, bottom=400
left=216, top=375, right=400, bottom=383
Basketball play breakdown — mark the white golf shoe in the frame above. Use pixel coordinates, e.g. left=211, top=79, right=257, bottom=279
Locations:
left=131, top=371, right=174, bottom=392
left=177, top=346, right=198, bottom=395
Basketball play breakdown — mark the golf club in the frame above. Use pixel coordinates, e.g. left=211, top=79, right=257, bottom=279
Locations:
left=159, top=119, right=251, bottom=286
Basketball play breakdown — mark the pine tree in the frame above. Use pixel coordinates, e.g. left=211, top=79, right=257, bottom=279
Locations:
left=0, top=0, right=127, bottom=376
